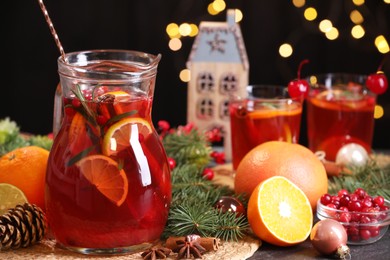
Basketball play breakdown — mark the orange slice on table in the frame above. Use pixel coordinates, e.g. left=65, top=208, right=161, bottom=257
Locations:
left=102, top=117, right=153, bottom=156
left=76, top=154, right=128, bottom=206
left=247, top=176, right=313, bottom=246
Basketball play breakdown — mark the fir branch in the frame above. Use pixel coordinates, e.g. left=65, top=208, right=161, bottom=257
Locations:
left=163, top=128, right=212, bottom=168
left=328, top=158, right=390, bottom=199
left=171, top=165, right=216, bottom=203
left=163, top=163, right=250, bottom=241
left=170, top=164, right=233, bottom=206
left=214, top=210, right=250, bottom=241
left=163, top=203, right=218, bottom=238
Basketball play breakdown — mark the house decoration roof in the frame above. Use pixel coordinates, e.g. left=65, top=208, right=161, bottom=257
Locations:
left=187, top=9, right=249, bottom=70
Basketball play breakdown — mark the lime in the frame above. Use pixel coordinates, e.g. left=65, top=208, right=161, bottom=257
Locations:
left=0, top=183, right=28, bottom=215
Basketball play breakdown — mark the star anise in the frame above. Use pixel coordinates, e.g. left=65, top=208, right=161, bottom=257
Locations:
left=97, top=93, right=115, bottom=103
left=141, top=246, right=172, bottom=260
left=173, top=236, right=206, bottom=259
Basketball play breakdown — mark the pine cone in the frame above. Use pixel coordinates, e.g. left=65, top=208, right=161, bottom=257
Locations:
left=0, top=203, right=47, bottom=250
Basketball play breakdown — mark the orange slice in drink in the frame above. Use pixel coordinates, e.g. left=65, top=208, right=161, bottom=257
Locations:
left=247, top=176, right=313, bottom=246
left=97, top=91, right=132, bottom=117
left=283, top=123, right=292, bottom=143
left=68, top=112, right=95, bottom=156
left=248, top=106, right=302, bottom=119
left=310, top=89, right=370, bottom=111
left=76, top=154, right=128, bottom=206
left=105, top=90, right=132, bottom=103
left=102, top=117, right=153, bottom=156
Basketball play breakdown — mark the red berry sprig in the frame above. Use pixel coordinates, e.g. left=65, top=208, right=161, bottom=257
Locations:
left=366, top=55, right=388, bottom=95
left=167, top=157, right=176, bottom=170
left=210, top=150, right=225, bottom=164
left=288, top=59, right=310, bottom=99
left=201, top=168, right=215, bottom=180
left=205, top=127, right=223, bottom=143
left=319, top=188, right=389, bottom=242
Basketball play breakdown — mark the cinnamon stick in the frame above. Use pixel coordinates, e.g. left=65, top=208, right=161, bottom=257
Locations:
left=322, top=160, right=352, bottom=177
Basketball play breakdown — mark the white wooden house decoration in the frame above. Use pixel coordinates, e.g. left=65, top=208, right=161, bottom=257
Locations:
left=186, top=9, right=249, bottom=160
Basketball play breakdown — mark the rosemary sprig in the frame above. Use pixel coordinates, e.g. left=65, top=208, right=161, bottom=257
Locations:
left=72, top=86, right=97, bottom=126
left=66, top=85, right=139, bottom=165
left=66, top=145, right=97, bottom=166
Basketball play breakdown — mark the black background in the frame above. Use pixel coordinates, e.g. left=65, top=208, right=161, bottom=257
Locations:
left=1, top=0, right=389, bottom=150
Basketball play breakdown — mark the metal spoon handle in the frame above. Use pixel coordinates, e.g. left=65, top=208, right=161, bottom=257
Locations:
left=38, top=0, right=66, bottom=61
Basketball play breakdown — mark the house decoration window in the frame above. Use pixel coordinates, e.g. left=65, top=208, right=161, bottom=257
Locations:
left=220, top=99, right=230, bottom=119
left=197, top=98, right=214, bottom=119
left=220, top=73, right=238, bottom=94
left=197, top=72, right=215, bottom=93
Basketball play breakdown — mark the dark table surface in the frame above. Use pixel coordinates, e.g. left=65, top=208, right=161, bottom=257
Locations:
left=248, top=225, right=389, bottom=259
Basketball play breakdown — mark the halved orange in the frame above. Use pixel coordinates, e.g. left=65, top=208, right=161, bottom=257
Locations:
left=76, top=154, right=128, bottom=206
left=102, top=117, right=152, bottom=156
left=247, top=176, right=313, bottom=246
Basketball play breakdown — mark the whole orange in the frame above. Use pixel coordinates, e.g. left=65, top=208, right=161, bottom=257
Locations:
left=0, top=146, right=49, bottom=211
left=234, top=141, right=328, bottom=210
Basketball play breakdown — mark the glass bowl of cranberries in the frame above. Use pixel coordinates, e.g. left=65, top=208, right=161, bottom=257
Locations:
left=317, top=188, right=390, bottom=245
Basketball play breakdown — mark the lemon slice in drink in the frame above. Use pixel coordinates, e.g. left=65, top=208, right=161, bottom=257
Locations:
left=0, top=183, right=28, bottom=215
left=102, top=118, right=153, bottom=156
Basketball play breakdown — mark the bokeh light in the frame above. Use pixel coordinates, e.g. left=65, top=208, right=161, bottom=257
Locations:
left=169, top=38, right=182, bottom=51
left=309, top=76, right=318, bottom=85
left=279, top=43, right=293, bottom=58
left=351, top=25, right=365, bottom=39
left=208, top=3, right=218, bottom=15
left=179, top=23, right=191, bottom=37
left=166, top=23, right=179, bottom=38
left=189, top=24, right=199, bottom=37
left=212, top=0, right=226, bottom=13
left=319, top=19, right=333, bottom=33
left=325, top=27, right=339, bottom=40
left=179, top=69, right=191, bottom=82
left=304, top=7, right=317, bottom=21
left=374, top=105, right=384, bottom=119
left=292, top=0, right=305, bottom=8
left=208, top=0, right=226, bottom=15
left=235, top=9, right=243, bottom=23
left=375, top=35, right=390, bottom=53
left=352, top=0, right=365, bottom=6
left=350, top=10, right=364, bottom=24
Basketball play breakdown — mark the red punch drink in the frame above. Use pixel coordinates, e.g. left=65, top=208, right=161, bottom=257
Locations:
left=46, top=50, right=171, bottom=255
left=229, top=85, right=302, bottom=170
left=306, top=74, right=376, bottom=161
